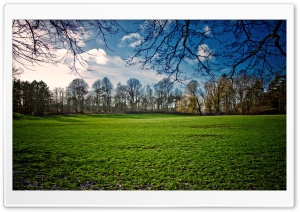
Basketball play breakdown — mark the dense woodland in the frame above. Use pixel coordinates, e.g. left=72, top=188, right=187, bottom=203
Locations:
left=13, top=71, right=286, bottom=116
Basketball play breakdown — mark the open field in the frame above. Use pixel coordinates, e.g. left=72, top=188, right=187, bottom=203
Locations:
left=13, top=114, right=286, bottom=190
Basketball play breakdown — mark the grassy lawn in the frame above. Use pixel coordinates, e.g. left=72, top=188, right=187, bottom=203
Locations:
left=13, top=114, right=286, bottom=190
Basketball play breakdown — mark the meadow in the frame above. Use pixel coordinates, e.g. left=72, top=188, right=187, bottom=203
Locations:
left=13, top=114, right=286, bottom=190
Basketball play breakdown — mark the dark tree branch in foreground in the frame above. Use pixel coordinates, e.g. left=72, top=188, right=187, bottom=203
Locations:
left=226, top=20, right=286, bottom=79
left=126, top=20, right=286, bottom=82
left=12, top=20, right=123, bottom=73
left=12, top=66, right=24, bottom=79
left=126, top=20, right=212, bottom=82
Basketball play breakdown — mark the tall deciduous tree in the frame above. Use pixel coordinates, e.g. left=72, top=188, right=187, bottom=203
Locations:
left=153, top=78, right=174, bottom=111
left=13, top=80, right=51, bottom=115
left=21, top=81, right=33, bottom=114
left=203, top=81, right=214, bottom=115
left=114, top=82, right=128, bottom=113
left=218, top=74, right=235, bottom=114
left=13, top=79, right=22, bottom=113
left=53, top=87, right=60, bottom=113
left=53, top=87, right=65, bottom=113
left=67, top=78, right=89, bottom=113
left=145, top=84, right=155, bottom=112
left=174, top=88, right=183, bottom=112
left=267, top=75, right=286, bottom=113
left=126, top=78, right=143, bottom=111
left=58, top=88, right=65, bottom=113
left=101, top=77, right=113, bottom=113
left=186, top=80, right=204, bottom=115
left=234, top=71, right=251, bottom=114
left=92, top=79, right=103, bottom=112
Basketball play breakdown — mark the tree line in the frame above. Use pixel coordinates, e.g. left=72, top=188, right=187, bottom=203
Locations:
left=13, top=72, right=286, bottom=116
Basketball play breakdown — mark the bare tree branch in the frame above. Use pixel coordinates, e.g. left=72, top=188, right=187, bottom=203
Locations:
left=126, top=20, right=286, bottom=83
left=12, top=20, right=124, bottom=74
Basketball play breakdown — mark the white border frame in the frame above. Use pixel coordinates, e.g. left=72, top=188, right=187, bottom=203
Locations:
left=3, top=3, right=294, bottom=207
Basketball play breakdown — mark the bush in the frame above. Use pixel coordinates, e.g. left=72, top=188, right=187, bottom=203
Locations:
left=13, top=112, right=23, bottom=120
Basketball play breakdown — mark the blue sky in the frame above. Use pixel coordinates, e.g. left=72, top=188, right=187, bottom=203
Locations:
left=17, top=20, right=286, bottom=91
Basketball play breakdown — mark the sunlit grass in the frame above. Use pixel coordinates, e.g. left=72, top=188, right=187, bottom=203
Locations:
left=13, top=114, right=286, bottom=190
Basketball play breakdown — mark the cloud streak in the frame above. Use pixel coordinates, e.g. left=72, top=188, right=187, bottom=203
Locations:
left=119, top=33, right=143, bottom=48
left=87, top=54, right=164, bottom=87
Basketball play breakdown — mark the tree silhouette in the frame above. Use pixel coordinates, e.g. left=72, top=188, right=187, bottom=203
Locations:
left=67, top=78, right=89, bottom=113
left=115, top=82, right=128, bottom=113
left=154, top=78, right=174, bottom=111
left=101, top=77, right=113, bottom=113
left=13, top=80, right=51, bottom=115
left=267, top=75, right=286, bottom=113
left=126, top=78, right=143, bottom=111
left=186, top=80, right=204, bottom=115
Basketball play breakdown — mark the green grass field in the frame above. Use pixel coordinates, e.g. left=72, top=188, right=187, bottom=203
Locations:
left=13, top=114, right=286, bottom=190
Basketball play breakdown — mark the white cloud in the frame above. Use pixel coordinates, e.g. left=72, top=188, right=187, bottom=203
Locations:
left=50, top=48, right=109, bottom=76
left=119, top=33, right=143, bottom=48
left=88, top=55, right=164, bottom=87
left=80, top=48, right=108, bottom=65
left=198, top=44, right=214, bottom=62
left=121, top=33, right=140, bottom=41
left=18, top=48, right=165, bottom=91
left=203, top=25, right=212, bottom=37
left=184, top=57, right=197, bottom=65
